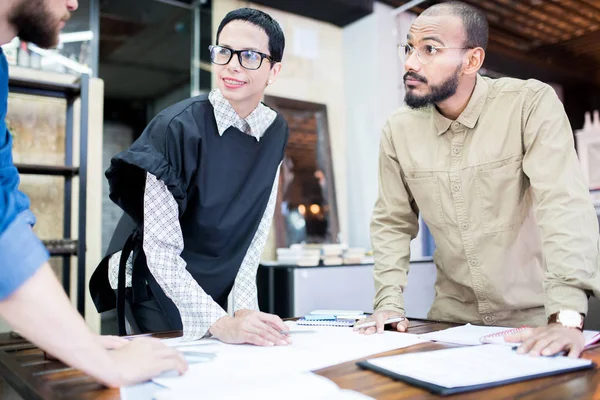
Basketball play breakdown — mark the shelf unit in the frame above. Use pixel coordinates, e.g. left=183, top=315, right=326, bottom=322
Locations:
left=9, top=74, right=90, bottom=317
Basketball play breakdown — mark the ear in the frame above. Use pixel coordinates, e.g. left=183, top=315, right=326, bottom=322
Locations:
left=267, top=62, right=282, bottom=85
left=463, top=47, right=485, bottom=76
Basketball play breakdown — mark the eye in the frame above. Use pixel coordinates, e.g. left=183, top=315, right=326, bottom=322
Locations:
left=404, top=44, right=414, bottom=55
left=242, top=51, right=261, bottom=62
left=424, top=45, right=438, bottom=55
left=217, top=47, right=231, bottom=56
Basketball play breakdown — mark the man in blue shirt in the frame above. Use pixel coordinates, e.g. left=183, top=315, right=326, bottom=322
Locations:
left=0, top=0, right=186, bottom=387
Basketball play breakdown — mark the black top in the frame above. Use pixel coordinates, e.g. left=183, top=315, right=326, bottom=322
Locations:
left=90, top=95, right=288, bottom=329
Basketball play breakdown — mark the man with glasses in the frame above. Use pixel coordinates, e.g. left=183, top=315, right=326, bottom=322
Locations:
left=357, top=1, right=600, bottom=358
left=91, top=8, right=292, bottom=346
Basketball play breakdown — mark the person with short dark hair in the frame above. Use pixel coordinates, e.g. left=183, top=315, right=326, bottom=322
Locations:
left=357, top=1, right=600, bottom=358
left=91, top=8, right=292, bottom=346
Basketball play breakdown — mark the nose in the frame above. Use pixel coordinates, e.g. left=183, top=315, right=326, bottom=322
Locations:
left=66, top=0, right=79, bottom=11
left=227, top=53, right=242, bottom=72
left=404, top=50, right=421, bottom=73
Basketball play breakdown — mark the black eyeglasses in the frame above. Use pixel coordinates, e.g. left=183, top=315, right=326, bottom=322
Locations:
left=209, top=45, right=277, bottom=70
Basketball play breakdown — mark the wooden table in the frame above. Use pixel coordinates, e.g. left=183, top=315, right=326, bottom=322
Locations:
left=1, top=320, right=600, bottom=399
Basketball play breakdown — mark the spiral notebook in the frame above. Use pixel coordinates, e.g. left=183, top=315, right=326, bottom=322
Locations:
left=479, top=326, right=529, bottom=344
left=296, top=317, right=356, bottom=327
left=419, top=324, right=600, bottom=347
left=481, top=327, right=600, bottom=347
left=419, top=324, right=521, bottom=346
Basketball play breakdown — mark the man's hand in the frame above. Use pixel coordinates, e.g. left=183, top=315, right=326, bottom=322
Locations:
left=98, top=335, right=128, bottom=350
left=209, top=310, right=292, bottom=347
left=505, top=324, right=585, bottom=358
left=46, top=335, right=129, bottom=361
left=107, top=337, right=188, bottom=387
left=353, top=310, right=409, bottom=335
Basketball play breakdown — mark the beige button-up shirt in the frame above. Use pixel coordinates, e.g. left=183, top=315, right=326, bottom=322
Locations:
left=371, top=74, right=600, bottom=327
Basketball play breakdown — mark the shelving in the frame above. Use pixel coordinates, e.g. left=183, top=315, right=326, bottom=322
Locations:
left=9, top=74, right=89, bottom=317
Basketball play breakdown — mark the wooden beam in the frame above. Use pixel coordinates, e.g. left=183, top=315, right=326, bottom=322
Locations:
left=486, top=41, right=600, bottom=86
left=495, top=0, right=580, bottom=38
left=543, top=2, right=600, bottom=29
left=468, top=0, right=568, bottom=42
left=580, top=0, right=600, bottom=14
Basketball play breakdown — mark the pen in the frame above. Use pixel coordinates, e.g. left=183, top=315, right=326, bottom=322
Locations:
left=353, top=317, right=405, bottom=329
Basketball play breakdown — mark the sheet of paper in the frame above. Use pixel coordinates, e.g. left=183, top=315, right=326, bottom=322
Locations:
left=154, top=373, right=374, bottom=400
left=418, top=323, right=513, bottom=345
left=120, top=382, right=164, bottom=400
left=365, top=344, right=592, bottom=389
left=584, top=330, right=600, bottom=346
left=154, top=323, right=427, bottom=390
left=418, top=324, right=600, bottom=347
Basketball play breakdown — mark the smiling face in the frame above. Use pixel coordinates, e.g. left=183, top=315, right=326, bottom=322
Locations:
left=403, top=15, right=468, bottom=109
left=9, top=0, right=78, bottom=48
left=213, top=20, right=281, bottom=113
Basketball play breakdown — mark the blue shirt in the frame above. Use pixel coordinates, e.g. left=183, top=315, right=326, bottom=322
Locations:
left=0, top=48, right=48, bottom=300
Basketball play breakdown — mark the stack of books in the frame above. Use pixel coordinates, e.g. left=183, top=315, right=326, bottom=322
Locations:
left=322, top=244, right=344, bottom=265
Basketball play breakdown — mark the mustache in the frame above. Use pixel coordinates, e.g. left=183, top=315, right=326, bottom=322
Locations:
left=404, top=72, right=427, bottom=84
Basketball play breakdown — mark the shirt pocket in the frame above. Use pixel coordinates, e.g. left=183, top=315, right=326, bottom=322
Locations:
left=403, top=171, right=448, bottom=234
left=474, top=156, right=525, bottom=234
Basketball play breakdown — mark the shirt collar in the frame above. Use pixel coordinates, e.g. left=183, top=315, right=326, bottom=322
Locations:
left=433, top=74, right=489, bottom=135
left=208, top=88, right=267, bottom=141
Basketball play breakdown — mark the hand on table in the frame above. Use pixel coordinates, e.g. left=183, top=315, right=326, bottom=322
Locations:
left=353, top=310, right=409, bottom=335
left=210, top=310, right=292, bottom=347
left=107, top=337, right=188, bottom=387
left=505, top=324, right=585, bottom=358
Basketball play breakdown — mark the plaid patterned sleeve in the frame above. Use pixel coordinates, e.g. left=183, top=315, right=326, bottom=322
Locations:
left=107, top=250, right=133, bottom=290
left=232, top=164, right=281, bottom=313
left=143, top=172, right=227, bottom=339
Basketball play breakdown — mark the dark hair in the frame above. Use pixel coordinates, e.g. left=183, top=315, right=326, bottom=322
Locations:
left=422, top=1, right=489, bottom=50
left=216, top=8, right=285, bottom=62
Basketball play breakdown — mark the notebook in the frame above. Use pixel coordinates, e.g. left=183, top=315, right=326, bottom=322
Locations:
left=481, top=327, right=600, bottom=347
left=297, top=317, right=356, bottom=327
left=308, top=310, right=368, bottom=320
left=419, top=323, right=600, bottom=347
left=479, top=326, right=530, bottom=344
left=418, top=324, right=518, bottom=346
left=357, top=344, right=594, bottom=395
left=297, top=310, right=368, bottom=326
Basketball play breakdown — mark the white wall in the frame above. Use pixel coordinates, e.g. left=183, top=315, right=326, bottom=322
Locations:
left=292, top=261, right=436, bottom=318
left=343, top=5, right=424, bottom=257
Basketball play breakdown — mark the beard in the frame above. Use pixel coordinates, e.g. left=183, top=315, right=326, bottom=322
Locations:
left=9, top=0, right=69, bottom=49
left=404, top=66, right=461, bottom=109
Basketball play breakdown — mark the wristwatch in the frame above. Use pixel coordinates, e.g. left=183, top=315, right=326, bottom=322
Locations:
left=548, top=309, right=584, bottom=331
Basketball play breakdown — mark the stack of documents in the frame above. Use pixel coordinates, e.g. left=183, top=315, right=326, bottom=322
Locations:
left=155, top=323, right=427, bottom=392
left=358, top=344, right=594, bottom=395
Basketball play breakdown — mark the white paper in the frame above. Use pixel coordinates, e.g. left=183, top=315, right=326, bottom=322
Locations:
left=584, top=330, right=600, bottom=346
left=418, top=323, right=513, bottom=345
left=365, top=345, right=592, bottom=389
left=418, top=324, right=600, bottom=347
left=153, top=373, right=374, bottom=400
left=154, top=323, right=427, bottom=390
left=120, top=382, right=163, bottom=400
